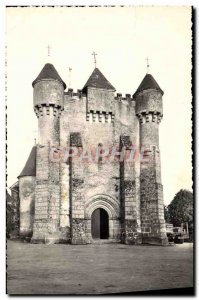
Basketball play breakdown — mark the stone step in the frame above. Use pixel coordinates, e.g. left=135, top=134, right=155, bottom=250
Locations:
left=92, top=239, right=121, bottom=244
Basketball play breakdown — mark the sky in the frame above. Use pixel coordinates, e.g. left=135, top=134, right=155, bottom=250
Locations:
left=6, top=6, right=192, bottom=205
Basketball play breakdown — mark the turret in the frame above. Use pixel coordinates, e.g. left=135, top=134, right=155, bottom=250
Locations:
left=31, top=63, right=66, bottom=243
left=32, top=63, right=66, bottom=145
left=134, top=73, right=163, bottom=149
left=134, top=73, right=167, bottom=245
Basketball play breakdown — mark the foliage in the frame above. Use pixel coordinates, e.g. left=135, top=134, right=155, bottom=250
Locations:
left=164, top=205, right=170, bottom=223
left=6, top=191, right=20, bottom=238
left=166, top=189, right=193, bottom=227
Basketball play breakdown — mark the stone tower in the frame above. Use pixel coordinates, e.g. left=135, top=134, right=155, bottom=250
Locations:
left=134, top=73, right=167, bottom=244
left=31, top=63, right=66, bottom=243
left=16, top=62, right=168, bottom=245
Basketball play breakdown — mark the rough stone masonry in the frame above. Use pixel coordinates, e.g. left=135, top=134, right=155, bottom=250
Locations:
left=13, top=63, right=168, bottom=245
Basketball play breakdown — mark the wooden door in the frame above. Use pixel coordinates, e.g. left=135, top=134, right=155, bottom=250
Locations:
left=91, top=208, right=109, bottom=239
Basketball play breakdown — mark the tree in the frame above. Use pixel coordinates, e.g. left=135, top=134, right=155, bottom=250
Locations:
left=167, top=189, right=193, bottom=227
left=164, top=205, right=170, bottom=223
left=6, top=190, right=20, bottom=238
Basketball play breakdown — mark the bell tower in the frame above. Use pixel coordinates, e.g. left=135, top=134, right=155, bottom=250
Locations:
left=82, top=67, right=116, bottom=123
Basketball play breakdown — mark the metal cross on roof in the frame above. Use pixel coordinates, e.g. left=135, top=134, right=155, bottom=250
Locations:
left=92, top=51, right=97, bottom=68
left=47, top=45, right=51, bottom=57
left=68, top=67, right=72, bottom=88
left=146, top=56, right=150, bottom=74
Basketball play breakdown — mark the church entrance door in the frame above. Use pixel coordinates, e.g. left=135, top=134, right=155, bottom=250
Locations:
left=91, top=208, right=109, bottom=239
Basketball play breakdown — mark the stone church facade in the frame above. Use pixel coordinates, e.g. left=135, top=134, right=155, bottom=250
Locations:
left=15, top=62, right=168, bottom=245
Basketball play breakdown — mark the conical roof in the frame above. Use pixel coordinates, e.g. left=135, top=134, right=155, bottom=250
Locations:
left=18, top=146, right=36, bottom=178
left=82, top=68, right=115, bottom=92
left=32, top=63, right=66, bottom=89
left=133, top=73, right=163, bottom=97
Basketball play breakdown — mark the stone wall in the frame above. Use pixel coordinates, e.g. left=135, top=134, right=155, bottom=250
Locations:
left=32, top=143, right=62, bottom=243
left=59, top=160, right=70, bottom=242
left=19, top=176, right=35, bottom=238
left=36, top=107, right=61, bottom=145
left=87, top=87, right=115, bottom=115
left=116, top=98, right=141, bottom=245
left=135, top=89, right=163, bottom=116
left=33, top=80, right=64, bottom=108
left=59, top=89, right=141, bottom=244
left=140, top=149, right=167, bottom=244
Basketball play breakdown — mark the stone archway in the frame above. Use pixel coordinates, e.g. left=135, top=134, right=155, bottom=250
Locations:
left=85, top=194, right=120, bottom=241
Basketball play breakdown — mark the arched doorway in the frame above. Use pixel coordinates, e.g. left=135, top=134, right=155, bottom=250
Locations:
left=91, top=208, right=109, bottom=239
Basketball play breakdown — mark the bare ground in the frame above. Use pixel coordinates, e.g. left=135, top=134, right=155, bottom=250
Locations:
left=6, top=240, right=193, bottom=295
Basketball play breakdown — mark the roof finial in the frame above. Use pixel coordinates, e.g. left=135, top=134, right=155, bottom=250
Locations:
left=33, top=129, right=37, bottom=145
left=146, top=56, right=150, bottom=74
left=68, top=67, right=72, bottom=88
left=92, top=51, right=97, bottom=68
left=47, top=45, right=51, bottom=57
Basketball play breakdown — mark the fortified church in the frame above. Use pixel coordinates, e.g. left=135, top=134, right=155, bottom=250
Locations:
left=13, top=59, right=168, bottom=245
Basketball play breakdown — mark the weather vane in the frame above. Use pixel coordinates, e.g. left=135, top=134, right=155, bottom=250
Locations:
left=92, top=51, right=97, bottom=68
left=33, top=129, right=37, bottom=145
left=146, top=56, right=150, bottom=74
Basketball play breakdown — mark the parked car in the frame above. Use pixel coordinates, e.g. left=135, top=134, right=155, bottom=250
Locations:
left=166, top=223, right=175, bottom=243
left=173, top=227, right=184, bottom=244
left=167, top=232, right=175, bottom=243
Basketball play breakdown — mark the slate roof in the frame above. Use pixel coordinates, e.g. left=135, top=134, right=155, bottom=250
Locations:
left=82, top=68, right=115, bottom=92
left=18, top=146, right=36, bottom=178
left=32, top=63, right=66, bottom=89
left=6, top=190, right=13, bottom=205
left=133, top=74, right=164, bottom=97
left=10, top=181, right=19, bottom=191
